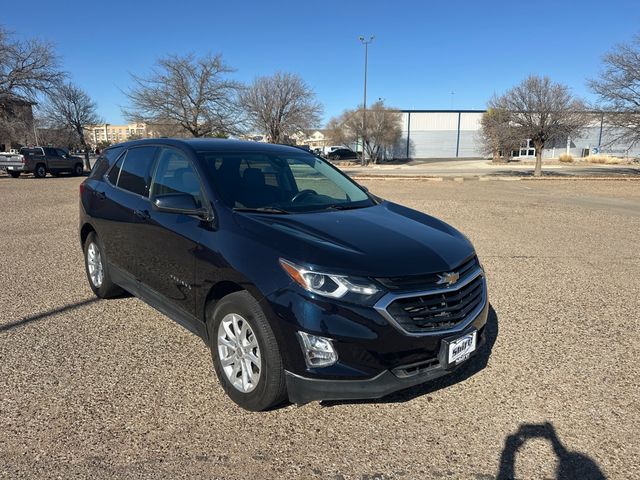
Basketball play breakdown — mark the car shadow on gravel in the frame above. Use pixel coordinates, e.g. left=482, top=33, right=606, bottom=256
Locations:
left=320, top=304, right=499, bottom=407
left=0, top=297, right=100, bottom=332
left=497, top=422, right=605, bottom=480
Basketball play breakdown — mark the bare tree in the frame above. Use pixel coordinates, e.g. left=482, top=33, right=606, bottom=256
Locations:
left=43, top=83, right=101, bottom=170
left=240, top=72, right=322, bottom=144
left=0, top=26, right=64, bottom=148
left=479, top=108, right=521, bottom=162
left=33, top=113, right=79, bottom=149
left=0, top=26, right=64, bottom=100
left=589, top=34, right=640, bottom=147
left=123, top=53, right=241, bottom=138
left=326, top=101, right=402, bottom=164
left=491, top=76, right=588, bottom=176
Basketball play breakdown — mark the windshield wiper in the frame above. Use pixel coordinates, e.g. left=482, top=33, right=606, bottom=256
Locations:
left=323, top=203, right=368, bottom=211
left=233, top=207, right=291, bottom=214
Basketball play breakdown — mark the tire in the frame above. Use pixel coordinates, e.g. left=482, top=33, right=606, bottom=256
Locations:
left=9, top=172, right=20, bottom=178
left=83, top=232, right=124, bottom=299
left=207, top=291, right=287, bottom=411
left=34, top=163, right=47, bottom=178
left=73, top=163, right=84, bottom=176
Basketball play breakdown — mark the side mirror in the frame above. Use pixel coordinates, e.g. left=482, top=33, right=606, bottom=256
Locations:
left=152, top=193, right=212, bottom=220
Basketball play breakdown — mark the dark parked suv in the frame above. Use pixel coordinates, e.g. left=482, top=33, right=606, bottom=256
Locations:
left=79, top=139, right=488, bottom=411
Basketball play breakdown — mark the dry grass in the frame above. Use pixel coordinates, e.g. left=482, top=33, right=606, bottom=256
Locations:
left=583, top=155, right=624, bottom=164
left=558, top=153, right=574, bottom=163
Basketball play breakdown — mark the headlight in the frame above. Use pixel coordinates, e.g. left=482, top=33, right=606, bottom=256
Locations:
left=279, top=258, right=379, bottom=299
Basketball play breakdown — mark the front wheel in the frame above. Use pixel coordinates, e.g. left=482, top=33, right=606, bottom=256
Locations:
left=73, top=163, right=84, bottom=176
left=208, top=291, right=287, bottom=411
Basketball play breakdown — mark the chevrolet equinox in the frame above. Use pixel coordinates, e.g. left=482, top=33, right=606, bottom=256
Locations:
left=79, top=139, right=488, bottom=411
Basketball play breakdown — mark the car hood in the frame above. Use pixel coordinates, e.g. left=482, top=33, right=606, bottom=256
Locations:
left=233, top=201, right=475, bottom=277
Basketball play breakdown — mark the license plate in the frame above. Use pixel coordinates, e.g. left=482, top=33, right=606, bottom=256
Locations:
left=448, top=331, right=477, bottom=365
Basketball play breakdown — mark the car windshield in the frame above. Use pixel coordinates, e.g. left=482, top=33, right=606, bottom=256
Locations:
left=199, top=150, right=374, bottom=213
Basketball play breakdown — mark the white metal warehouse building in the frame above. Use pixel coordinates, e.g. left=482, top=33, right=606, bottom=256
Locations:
left=398, top=110, right=640, bottom=160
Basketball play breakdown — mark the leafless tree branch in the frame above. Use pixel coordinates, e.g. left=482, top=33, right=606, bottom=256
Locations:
left=326, top=101, right=402, bottom=164
left=122, top=53, right=242, bottom=137
left=490, top=75, right=588, bottom=176
left=42, top=82, right=101, bottom=168
left=240, top=72, right=322, bottom=144
left=589, top=34, right=640, bottom=147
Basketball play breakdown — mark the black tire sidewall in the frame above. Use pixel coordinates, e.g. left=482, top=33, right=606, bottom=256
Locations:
left=208, top=291, right=286, bottom=411
left=83, top=232, right=122, bottom=298
left=34, top=164, right=46, bottom=178
left=74, top=164, right=84, bottom=176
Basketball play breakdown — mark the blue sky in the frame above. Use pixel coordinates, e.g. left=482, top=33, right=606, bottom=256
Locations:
left=3, top=0, right=639, bottom=125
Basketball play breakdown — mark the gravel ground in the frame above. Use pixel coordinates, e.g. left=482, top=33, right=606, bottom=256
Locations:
left=1, top=175, right=638, bottom=479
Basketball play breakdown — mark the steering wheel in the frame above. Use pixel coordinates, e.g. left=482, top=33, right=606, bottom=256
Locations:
left=291, top=189, right=318, bottom=203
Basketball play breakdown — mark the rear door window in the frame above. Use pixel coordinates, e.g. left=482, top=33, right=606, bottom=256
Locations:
left=116, top=146, right=158, bottom=197
left=20, top=148, right=44, bottom=156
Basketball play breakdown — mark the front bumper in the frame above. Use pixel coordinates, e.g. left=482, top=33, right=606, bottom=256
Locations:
left=262, top=272, right=489, bottom=404
left=286, top=325, right=486, bottom=404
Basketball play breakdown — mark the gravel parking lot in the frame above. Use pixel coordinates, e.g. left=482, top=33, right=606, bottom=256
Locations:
left=1, top=175, right=638, bottom=479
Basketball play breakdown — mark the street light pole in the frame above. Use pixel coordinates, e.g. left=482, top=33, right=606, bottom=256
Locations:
left=359, top=35, right=374, bottom=165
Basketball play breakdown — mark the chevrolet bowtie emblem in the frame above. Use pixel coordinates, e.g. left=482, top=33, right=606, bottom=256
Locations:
left=437, top=271, right=460, bottom=286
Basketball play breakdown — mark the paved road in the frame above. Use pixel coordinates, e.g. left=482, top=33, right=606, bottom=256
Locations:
left=340, top=159, right=640, bottom=178
left=1, top=176, right=638, bottom=479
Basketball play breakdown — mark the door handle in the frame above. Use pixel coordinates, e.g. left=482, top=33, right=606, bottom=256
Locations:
left=134, top=209, right=150, bottom=221
left=95, top=191, right=106, bottom=200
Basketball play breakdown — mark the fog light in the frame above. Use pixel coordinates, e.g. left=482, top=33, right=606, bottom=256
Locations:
left=298, top=331, right=338, bottom=368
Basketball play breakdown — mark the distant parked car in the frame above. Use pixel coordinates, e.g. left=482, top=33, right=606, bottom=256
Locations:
left=327, top=148, right=358, bottom=161
left=0, top=147, right=84, bottom=178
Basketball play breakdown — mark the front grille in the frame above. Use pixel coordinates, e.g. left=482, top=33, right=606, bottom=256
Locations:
left=376, top=256, right=479, bottom=291
left=385, top=274, right=484, bottom=333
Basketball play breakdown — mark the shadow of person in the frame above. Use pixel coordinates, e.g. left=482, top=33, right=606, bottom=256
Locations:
left=497, top=422, right=605, bottom=480
left=319, top=304, right=499, bottom=407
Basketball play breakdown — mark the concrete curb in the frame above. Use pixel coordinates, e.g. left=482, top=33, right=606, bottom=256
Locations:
left=351, top=175, right=640, bottom=182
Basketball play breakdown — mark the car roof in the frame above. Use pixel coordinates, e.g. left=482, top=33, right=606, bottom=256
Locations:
left=107, top=138, right=309, bottom=155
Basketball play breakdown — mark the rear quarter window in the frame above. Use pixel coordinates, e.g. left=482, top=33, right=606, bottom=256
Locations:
left=115, top=146, right=158, bottom=197
left=19, top=148, right=44, bottom=156
left=89, top=146, right=124, bottom=179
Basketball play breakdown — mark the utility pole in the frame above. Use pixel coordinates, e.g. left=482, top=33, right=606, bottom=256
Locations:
left=359, top=35, right=374, bottom=165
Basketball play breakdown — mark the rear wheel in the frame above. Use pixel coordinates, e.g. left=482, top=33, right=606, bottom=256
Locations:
left=83, top=232, right=123, bottom=298
left=73, top=163, right=84, bottom=176
left=9, top=172, right=20, bottom=178
left=208, top=291, right=287, bottom=411
left=34, top=164, right=46, bottom=178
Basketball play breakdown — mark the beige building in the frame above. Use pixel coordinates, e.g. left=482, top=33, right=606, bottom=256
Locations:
left=84, top=123, right=155, bottom=146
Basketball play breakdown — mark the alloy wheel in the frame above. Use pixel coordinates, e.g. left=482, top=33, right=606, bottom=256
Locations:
left=86, top=242, right=104, bottom=288
left=217, top=313, right=262, bottom=393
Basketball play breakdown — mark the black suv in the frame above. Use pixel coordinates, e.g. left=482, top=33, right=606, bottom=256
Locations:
left=79, top=139, right=488, bottom=411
